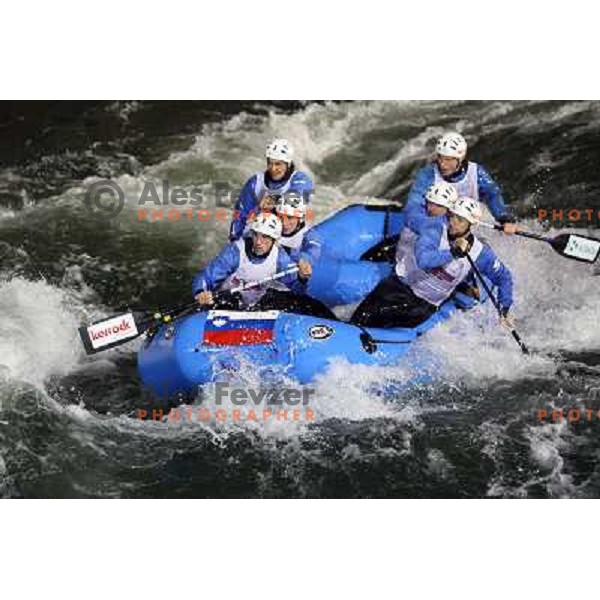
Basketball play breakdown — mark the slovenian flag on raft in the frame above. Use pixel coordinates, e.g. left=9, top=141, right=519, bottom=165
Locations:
left=202, top=310, right=280, bottom=346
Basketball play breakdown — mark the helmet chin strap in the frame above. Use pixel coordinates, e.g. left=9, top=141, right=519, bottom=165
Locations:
left=448, top=223, right=472, bottom=241
left=442, top=157, right=467, bottom=180
left=246, top=236, right=274, bottom=258
left=282, top=217, right=305, bottom=236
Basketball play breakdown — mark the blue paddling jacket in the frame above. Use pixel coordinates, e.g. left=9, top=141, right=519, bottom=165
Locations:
left=413, top=219, right=514, bottom=312
left=406, top=162, right=513, bottom=224
left=192, top=238, right=306, bottom=297
left=230, top=169, right=314, bottom=241
left=279, top=225, right=323, bottom=265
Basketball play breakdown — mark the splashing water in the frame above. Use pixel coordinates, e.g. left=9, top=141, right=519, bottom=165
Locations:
left=2, top=100, right=600, bottom=497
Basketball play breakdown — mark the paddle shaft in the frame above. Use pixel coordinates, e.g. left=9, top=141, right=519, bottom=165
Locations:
left=143, top=265, right=301, bottom=326
left=225, top=265, right=299, bottom=295
left=478, top=221, right=548, bottom=242
left=464, top=253, right=530, bottom=355
left=81, top=266, right=302, bottom=354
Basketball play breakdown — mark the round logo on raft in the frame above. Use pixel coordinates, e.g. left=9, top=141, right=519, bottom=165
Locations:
left=308, top=325, right=334, bottom=340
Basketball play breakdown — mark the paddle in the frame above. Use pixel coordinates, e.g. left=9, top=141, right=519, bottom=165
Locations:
left=79, top=266, right=300, bottom=355
left=463, top=253, right=530, bottom=355
left=479, top=222, right=600, bottom=264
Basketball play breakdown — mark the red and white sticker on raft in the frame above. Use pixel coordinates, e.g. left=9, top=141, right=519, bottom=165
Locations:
left=202, top=310, right=280, bottom=346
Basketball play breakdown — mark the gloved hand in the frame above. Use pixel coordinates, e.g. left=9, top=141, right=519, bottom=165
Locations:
left=497, top=215, right=518, bottom=235
left=196, top=291, right=214, bottom=306
left=298, top=259, right=312, bottom=281
left=499, top=306, right=515, bottom=329
left=451, top=237, right=472, bottom=258
left=260, top=194, right=279, bottom=211
left=463, top=284, right=480, bottom=300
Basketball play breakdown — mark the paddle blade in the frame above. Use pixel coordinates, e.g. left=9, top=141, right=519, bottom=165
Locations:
left=549, top=233, right=600, bottom=263
left=79, top=312, right=142, bottom=355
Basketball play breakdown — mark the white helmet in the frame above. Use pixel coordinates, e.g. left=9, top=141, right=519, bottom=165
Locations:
left=450, top=196, right=483, bottom=225
left=250, top=212, right=282, bottom=240
left=436, top=132, right=467, bottom=160
left=425, top=182, right=458, bottom=208
left=266, top=138, right=294, bottom=164
left=276, top=194, right=306, bottom=219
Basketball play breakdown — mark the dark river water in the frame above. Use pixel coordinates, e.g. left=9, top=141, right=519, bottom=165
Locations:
left=1, top=100, right=599, bottom=498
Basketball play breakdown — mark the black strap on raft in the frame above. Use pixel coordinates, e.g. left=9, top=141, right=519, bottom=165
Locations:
left=383, top=204, right=391, bottom=240
left=360, top=235, right=400, bottom=262
left=359, top=200, right=413, bottom=351
left=361, top=201, right=405, bottom=263
left=359, top=332, right=377, bottom=354
left=358, top=329, right=412, bottom=354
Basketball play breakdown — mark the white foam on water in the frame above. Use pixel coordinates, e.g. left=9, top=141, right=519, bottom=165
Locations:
left=64, top=399, right=228, bottom=455
left=67, top=219, right=600, bottom=442
left=8, top=100, right=593, bottom=275
left=482, top=414, right=580, bottom=499
left=526, top=420, right=577, bottom=498
left=490, top=223, right=600, bottom=353
left=5, top=101, right=599, bottom=431
left=349, top=124, right=448, bottom=196
left=308, top=358, right=421, bottom=423
left=81, top=353, right=428, bottom=445
left=0, top=208, right=16, bottom=222
left=414, top=220, right=600, bottom=388
left=7, top=100, right=598, bottom=228
left=0, top=277, right=102, bottom=386
left=142, top=101, right=477, bottom=221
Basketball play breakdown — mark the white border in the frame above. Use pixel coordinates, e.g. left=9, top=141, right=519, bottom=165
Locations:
left=2, top=2, right=598, bottom=99
left=2, top=2, right=597, bottom=597
left=2, top=501, right=598, bottom=599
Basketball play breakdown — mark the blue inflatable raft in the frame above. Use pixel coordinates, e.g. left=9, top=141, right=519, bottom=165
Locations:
left=138, top=202, right=481, bottom=398
left=307, top=203, right=404, bottom=305
left=138, top=305, right=459, bottom=397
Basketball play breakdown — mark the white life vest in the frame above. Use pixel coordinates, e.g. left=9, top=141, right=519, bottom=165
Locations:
left=222, top=239, right=287, bottom=305
left=433, top=161, right=479, bottom=200
left=396, top=223, right=484, bottom=307
left=394, top=226, right=418, bottom=279
left=279, top=222, right=307, bottom=251
left=253, top=171, right=297, bottom=203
